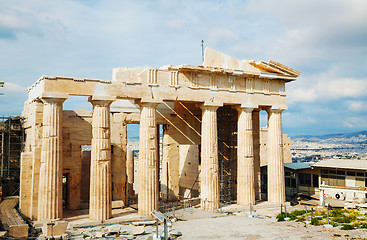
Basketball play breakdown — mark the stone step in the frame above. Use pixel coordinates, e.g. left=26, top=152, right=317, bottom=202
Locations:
left=0, top=196, right=28, bottom=238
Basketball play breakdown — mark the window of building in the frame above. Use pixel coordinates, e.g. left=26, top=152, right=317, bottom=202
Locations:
left=299, top=173, right=312, bottom=187
left=336, top=176, right=345, bottom=186
left=356, top=172, right=364, bottom=177
left=320, top=169, right=346, bottom=187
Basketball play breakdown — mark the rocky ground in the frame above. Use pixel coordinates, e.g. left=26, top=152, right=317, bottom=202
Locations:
left=53, top=202, right=367, bottom=240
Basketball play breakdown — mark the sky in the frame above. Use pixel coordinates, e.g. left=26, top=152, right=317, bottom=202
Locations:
left=0, top=0, right=366, bottom=137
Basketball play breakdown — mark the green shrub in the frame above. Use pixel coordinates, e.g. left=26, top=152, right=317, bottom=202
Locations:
left=276, top=212, right=297, bottom=221
left=360, top=222, right=367, bottom=228
left=341, top=224, right=354, bottom=230
left=348, top=211, right=359, bottom=220
left=311, top=217, right=323, bottom=226
left=330, top=210, right=344, bottom=217
left=291, top=210, right=306, bottom=216
left=332, top=215, right=352, bottom=223
left=351, top=221, right=361, bottom=228
left=276, top=212, right=286, bottom=222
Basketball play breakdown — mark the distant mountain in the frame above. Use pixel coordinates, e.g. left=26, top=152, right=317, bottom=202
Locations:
left=293, top=130, right=367, bottom=140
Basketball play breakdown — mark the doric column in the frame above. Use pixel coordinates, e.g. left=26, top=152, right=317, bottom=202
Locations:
left=126, top=149, right=135, bottom=197
left=236, top=106, right=255, bottom=206
left=89, top=97, right=115, bottom=221
left=252, top=110, right=261, bottom=200
left=37, top=96, right=66, bottom=221
left=200, top=103, right=221, bottom=210
left=138, top=101, right=160, bottom=216
left=266, top=107, right=285, bottom=203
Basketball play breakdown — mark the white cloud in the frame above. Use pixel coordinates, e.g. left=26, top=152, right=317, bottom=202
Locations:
left=209, top=28, right=239, bottom=44
left=317, top=79, right=367, bottom=99
left=4, top=82, right=25, bottom=93
left=283, top=112, right=317, bottom=128
left=344, top=117, right=367, bottom=128
left=287, top=88, right=317, bottom=104
left=347, top=101, right=367, bottom=112
left=244, top=0, right=367, bottom=66
left=287, top=68, right=367, bottom=104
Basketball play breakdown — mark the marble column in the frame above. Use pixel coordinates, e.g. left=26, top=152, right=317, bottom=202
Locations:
left=200, top=105, right=220, bottom=210
left=37, top=97, right=66, bottom=221
left=126, top=149, right=135, bottom=197
left=267, top=108, right=285, bottom=203
left=252, top=110, right=261, bottom=200
left=138, top=102, right=160, bottom=216
left=89, top=98, right=114, bottom=221
left=236, top=106, right=255, bottom=206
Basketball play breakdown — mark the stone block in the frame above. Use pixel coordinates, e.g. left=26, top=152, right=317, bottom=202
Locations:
left=112, top=200, right=124, bottom=209
left=8, top=224, right=28, bottom=238
left=42, top=220, right=68, bottom=237
left=132, top=225, right=145, bottom=235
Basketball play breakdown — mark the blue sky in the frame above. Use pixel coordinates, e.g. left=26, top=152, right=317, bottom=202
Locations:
left=0, top=0, right=366, bottom=137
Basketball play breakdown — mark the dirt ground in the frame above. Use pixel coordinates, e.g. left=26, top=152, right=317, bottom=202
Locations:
left=65, top=202, right=367, bottom=239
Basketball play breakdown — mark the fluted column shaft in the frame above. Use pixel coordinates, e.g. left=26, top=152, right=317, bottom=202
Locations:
left=138, top=102, right=159, bottom=216
left=236, top=107, right=255, bottom=205
left=200, top=105, right=219, bottom=210
left=267, top=108, right=285, bottom=203
left=126, top=149, right=135, bottom=197
left=89, top=99, right=113, bottom=221
left=38, top=97, right=66, bottom=221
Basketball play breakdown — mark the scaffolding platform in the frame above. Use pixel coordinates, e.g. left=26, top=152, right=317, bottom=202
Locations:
left=0, top=116, right=24, bottom=199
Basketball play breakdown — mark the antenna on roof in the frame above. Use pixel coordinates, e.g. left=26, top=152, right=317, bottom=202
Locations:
left=201, top=40, right=204, bottom=65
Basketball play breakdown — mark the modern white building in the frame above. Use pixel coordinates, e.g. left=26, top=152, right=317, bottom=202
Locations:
left=283, top=159, right=367, bottom=205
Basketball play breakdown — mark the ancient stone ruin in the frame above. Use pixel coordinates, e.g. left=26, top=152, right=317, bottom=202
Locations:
left=20, top=48, right=300, bottom=222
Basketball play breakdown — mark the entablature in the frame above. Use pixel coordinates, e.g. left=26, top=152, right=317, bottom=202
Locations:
left=25, top=48, right=300, bottom=110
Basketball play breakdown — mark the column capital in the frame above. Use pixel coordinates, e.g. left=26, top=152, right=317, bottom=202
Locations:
left=88, top=96, right=116, bottom=105
left=234, top=104, right=257, bottom=113
left=198, top=101, right=223, bottom=111
left=135, top=98, right=162, bottom=108
left=40, top=93, right=68, bottom=104
left=264, top=106, right=287, bottom=114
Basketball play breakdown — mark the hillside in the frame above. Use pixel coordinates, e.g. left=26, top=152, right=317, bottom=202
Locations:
left=291, top=130, right=367, bottom=159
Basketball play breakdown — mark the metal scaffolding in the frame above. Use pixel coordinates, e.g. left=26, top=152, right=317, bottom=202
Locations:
left=217, top=106, right=237, bottom=203
left=0, top=116, right=24, bottom=197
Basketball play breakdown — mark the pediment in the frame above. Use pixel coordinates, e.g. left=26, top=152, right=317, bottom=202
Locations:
left=203, top=48, right=300, bottom=78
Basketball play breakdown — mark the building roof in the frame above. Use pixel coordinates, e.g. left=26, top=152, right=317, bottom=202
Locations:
left=284, top=162, right=313, bottom=170
left=312, top=159, right=367, bottom=171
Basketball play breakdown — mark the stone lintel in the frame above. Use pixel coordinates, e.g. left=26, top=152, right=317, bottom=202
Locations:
left=140, top=97, right=163, bottom=104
